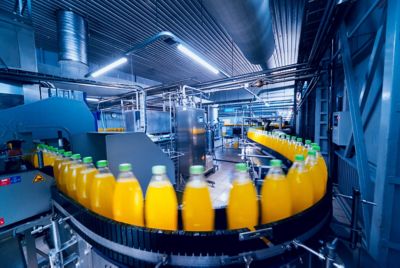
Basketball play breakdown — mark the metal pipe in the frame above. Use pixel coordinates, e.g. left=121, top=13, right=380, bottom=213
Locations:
left=347, top=0, right=383, bottom=38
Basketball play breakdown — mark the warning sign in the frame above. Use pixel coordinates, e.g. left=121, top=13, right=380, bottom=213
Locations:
left=33, top=174, right=44, bottom=183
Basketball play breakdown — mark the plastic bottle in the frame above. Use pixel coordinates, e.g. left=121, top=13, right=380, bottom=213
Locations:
left=113, top=163, right=144, bottom=226
left=62, top=153, right=80, bottom=195
left=145, top=165, right=178, bottom=230
left=182, top=165, right=214, bottom=231
left=57, top=151, right=73, bottom=193
left=294, top=138, right=305, bottom=157
left=287, top=154, right=314, bottom=214
left=305, top=150, right=325, bottom=202
left=304, top=140, right=312, bottom=157
left=53, top=149, right=65, bottom=179
left=46, top=147, right=56, bottom=167
left=227, top=163, right=258, bottom=229
left=312, top=145, right=328, bottom=194
left=66, top=154, right=84, bottom=199
left=261, top=159, right=292, bottom=224
left=90, top=160, right=116, bottom=218
left=76, top=157, right=98, bottom=208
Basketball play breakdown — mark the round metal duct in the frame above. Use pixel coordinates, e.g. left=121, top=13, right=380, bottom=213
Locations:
left=203, top=0, right=275, bottom=69
left=57, top=10, right=88, bottom=65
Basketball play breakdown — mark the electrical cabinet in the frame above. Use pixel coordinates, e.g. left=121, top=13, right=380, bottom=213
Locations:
left=332, top=111, right=351, bottom=146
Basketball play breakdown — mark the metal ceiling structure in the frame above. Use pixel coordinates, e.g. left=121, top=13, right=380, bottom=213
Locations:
left=0, top=0, right=307, bottom=86
left=0, top=0, right=261, bottom=83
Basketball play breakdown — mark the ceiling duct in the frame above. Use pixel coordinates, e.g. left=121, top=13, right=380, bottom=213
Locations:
left=203, top=0, right=275, bottom=69
left=57, top=10, right=88, bottom=77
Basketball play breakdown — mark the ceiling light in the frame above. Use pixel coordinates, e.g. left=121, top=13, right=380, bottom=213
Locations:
left=177, top=44, right=220, bottom=75
left=86, top=97, right=100, bottom=102
left=264, top=102, right=270, bottom=107
left=90, top=57, right=128, bottom=78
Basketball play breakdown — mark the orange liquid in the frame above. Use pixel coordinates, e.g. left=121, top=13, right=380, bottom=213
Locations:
left=182, top=180, right=214, bottom=231
left=287, top=167, right=314, bottom=214
left=227, top=180, right=258, bottom=229
left=318, top=156, right=328, bottom=189
left=305, top=163, right=325, bottom=202
left=113, top=178, right=144, bottom=226
left=261, top=174, right=292, bottom=224
left=145, top=181, right=178, bottom=230
left=58, top=161, right=72, bottom=193
left=66, top=164, right=85, bottom=199
left=76, top=168, right=98, bottom=208
left=90, top=173, right=116, bottom=218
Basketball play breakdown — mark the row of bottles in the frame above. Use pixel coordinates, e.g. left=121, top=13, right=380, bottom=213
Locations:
left=247, top=129, right=327, bottom=186
left=36, top=131, right=327, bottom=232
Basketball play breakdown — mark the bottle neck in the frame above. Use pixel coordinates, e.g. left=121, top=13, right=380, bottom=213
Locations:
left=118, top=171, right=135, bottom=180
left=293, top=160, right=305, bottom=171
left=98, top=166, right=111, bottom=174
left=234, top=171, right=250, bottom=183
left=84, top=163, right=95, bottom=169
left=189, top=173, right=204, bottom=182
left=151, top=173, right=168, bottom=182
left=267, top=166, right=284, bottom=179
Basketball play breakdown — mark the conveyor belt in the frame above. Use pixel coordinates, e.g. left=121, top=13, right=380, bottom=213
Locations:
left=52, top=186, right=332, bottom=267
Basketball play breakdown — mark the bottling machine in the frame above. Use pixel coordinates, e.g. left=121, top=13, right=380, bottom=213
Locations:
left=0, top=98, right=341, bottom=267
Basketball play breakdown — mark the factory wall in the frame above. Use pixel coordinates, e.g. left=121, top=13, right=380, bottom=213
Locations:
left=297, top=0, right=399, bottom=265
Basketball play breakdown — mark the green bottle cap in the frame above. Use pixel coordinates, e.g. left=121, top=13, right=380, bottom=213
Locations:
left=58, top=149, right=65, bottom=154
left=311, top=142, right=318, bottom=146
left=297, top=138, right=303, bottom=142
left=308, top=150, right=316, bottom=156
left=152, top=165, right=166, bottom=175
left=83, top=156, right=93, bottom=164
left=312, top=145, right=321, bottom=152
left=97, top=160, right=108, bottom=168
left=190, top=165, right=205, bottom=175
left=119, top=163, right=132, bottom=172
left=64, top=151, right=72, bottom=157
left=305, top=140, right=311, bottom=144
left=235, top=163, right=248, bottom=172
left=71, top=154, right=81, bottom=160
left=291, top=136, right=297, bottom=140
left=270, top=159, right=282, bottom=167
left=295, top=154, right=305, bottom=161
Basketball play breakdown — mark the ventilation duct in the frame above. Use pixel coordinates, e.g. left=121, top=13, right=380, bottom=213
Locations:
left=57, top=10, right=88, bottom=77
left=203, top=0, right=274, bottom=69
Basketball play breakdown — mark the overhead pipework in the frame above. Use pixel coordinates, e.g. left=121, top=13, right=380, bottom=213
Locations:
left=203, top=0, right=275, bottom=69
left=57, top=10, right=89, bottom=77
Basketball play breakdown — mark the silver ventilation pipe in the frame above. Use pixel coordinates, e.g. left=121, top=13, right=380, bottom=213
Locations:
left=203, top=0, right=275, bottom=69
left=57, top=10, right=88, bottom=77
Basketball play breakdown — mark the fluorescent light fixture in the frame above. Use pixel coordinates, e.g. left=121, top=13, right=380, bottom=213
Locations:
left=177, top=44, right=220, bottom=75
left=91, top=57, right=128, bottom=78
left=264, top=102, right=270, bottom=107
left=86, top=97, right=100, bottom=102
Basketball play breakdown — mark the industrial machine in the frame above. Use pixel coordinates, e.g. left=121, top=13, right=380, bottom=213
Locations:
left=176, top=106, right=206, bottom=180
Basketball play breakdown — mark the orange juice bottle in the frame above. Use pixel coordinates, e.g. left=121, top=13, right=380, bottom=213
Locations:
left=90, top=160, right=115, bottom=218
left=303, top=140, right=312, bottom=157
left=287, top=155, right=314, bottom=214
left=305, top=150, right=325, bottom=202
left=46, top=147, right=55, bottom=167
left=261, top=159, right=292, bottom=223
left=76, top=157, right=98, bottom=208
left=57, top=151, right=73, bottom=193
left=312, top=145, right=328, bottom=194
left=182, top=165, right=214, bottom=231
left=62, top=153, right=80, bottom=195
left=145, top=165, right=178, bottom=230
left=53, top=149, right=65, bottom=179
left=113, top=163, right=144, bottom=226
left=66, top=154, right=85, bottom=199
left=227, top=163, right=258, bottom=229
